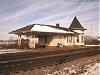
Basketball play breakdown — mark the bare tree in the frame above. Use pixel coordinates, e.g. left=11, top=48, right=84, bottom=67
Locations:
left=84, top=35, right=99, bottom=45
left=9, top=36, right=14, bottom=42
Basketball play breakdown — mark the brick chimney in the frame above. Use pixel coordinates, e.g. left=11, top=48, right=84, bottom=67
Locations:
left=56, top=23, right=60, bottom=28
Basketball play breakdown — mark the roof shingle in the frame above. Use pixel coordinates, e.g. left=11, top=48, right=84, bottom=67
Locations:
left=69, top=16, right=86, bottom=30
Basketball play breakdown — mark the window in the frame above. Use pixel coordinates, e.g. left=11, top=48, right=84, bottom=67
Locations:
left=81, top=35, right=84, bottom=43
left=69, top=36, right=72, bottom=43
left=73, top=37, right=75, bottom=43
left=77, top=36, right=79, bottom=42
left=71, top=36, right=72, bottom=43
left=67, top=37, right=68, bottom=42
left=45, top=36, right=47, bottom=43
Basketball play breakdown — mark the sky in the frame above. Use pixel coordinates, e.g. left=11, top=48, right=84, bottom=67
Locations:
left=0, top=0, right=99, bottom=40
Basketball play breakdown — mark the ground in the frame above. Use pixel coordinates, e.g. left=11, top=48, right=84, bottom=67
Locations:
left=0, top=46, right=99, bottom=54
left=0, top=46, right=99, bottom=75
left=9, top=54, right=100, bottom=75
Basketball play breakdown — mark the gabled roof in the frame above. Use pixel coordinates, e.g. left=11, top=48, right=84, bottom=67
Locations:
left=69, top=16, right=86, bottom=30
left=31, top=24, right=73, bottom=34
left=9, top=24, right=74, bottom=34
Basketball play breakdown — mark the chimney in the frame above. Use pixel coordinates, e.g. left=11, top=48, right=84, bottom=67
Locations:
left=56, top=23, right=60, bottom=28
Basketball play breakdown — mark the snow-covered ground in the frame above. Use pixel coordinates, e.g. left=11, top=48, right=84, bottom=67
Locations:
left=45, top=61, right=99, bottom=75
left=0, top=49, right=27, bottom=54
left=4, top=54, right=99, bottom=75
left=43, top=55, right=100, bottom=75
left=85, top=45, right=100, bottom=47
left=79, top=63, right=99, bottom=75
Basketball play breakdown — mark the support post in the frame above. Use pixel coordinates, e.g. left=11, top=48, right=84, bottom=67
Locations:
left=33, top=33, right=35, bottom=48
left=65, top=36, right=68, bottom=46
left=29, top=33, right=35, bottom=48
left=18, top=34, right=21, bottom=46
left=83, top=35, right=85, bottom=45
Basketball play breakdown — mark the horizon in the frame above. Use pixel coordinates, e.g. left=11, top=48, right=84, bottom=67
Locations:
left=0, top=0, right=99, bottom=40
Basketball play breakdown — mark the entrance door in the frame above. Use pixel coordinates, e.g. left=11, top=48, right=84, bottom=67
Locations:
left=39, top=35, right=47, bottom=45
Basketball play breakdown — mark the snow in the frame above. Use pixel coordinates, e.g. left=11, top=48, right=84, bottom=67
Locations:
left=85, top=44, right=100, bottom=47
left=31, top=24, right=74, bottom=34
left=45, top=62, right=100, bottom=75
left=79, top=63, right=99, bottom=75
left=0, top=49, right=27, bottom=54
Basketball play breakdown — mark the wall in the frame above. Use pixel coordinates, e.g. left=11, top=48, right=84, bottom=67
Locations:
left=73, top=30, right=84, bottom=34
left=48, top=34, right=77, bottom=46
left=72, top=30, right=84, bottom=45
left=28, top=30, right=85, bottom=48
left=75, top=34, right=84, bottom=45
left=49, top=34, right=65, bottom=46
left=65, top=35, right=77, bottom=46
left=29, top=35, right=38, bottom=48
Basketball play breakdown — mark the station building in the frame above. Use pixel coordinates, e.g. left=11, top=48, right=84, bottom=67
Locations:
left=9, top=17, right=86, bottom=48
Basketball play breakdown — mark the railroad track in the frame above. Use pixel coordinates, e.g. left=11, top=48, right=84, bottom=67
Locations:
left=0, top=48, right=99, bottom=75
left=0, top=49, right=99, bottom=71
left=0, top=47, right=99, bottom=61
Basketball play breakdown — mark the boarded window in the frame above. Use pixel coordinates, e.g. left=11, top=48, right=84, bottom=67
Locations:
left=71, top=36, right=72, bottom=43
left=45, top=36, right=47, bottom=43
left=77, top=36, right=79, bottom=42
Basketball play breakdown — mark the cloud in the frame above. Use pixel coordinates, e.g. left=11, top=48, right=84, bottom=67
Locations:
left=0, top=0, right=99, bottom=39
left=1, top=0, right=57, bottom=22
left=33, top=2, right=98, bottom=23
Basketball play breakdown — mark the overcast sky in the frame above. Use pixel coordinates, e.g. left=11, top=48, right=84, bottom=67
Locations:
left=0, top=0, right=99, bottom=40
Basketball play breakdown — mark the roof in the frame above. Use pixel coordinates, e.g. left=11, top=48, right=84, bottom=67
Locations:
left=46, top=25, right=68, bottom=31
left=9, top=24, right=35, bottom=34
left=69, top=16, right=86, bottom=30
left=31, top=24, right=73, bottom=34
left=9, top=16, right=86, bottom=35
left=9, top=24, right=74, bottom=34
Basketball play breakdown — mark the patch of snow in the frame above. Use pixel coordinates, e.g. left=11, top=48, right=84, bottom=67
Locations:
left=31, top=24, right=74, bottom=34
left=0, top=49, right=27, bottom=54
left=45, top=62, right=100, bottom=75
left=85, top=45, right=100, bottom=47
left=79, top=63, right=100, bottom=75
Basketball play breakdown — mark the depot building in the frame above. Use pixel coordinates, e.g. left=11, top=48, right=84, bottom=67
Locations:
left=9, top=17, right=86, bottom=48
